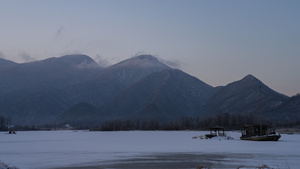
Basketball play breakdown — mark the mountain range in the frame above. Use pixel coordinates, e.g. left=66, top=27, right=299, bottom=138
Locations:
left=0, top=54, right=298, bottom=126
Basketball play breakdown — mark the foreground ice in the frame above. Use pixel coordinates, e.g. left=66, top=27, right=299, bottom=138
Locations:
left=0, top=130, right=299, bottom=169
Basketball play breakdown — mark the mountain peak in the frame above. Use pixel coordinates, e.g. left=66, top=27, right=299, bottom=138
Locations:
left=242, top=74, right=257, bottom=80
left=114, top=55, right=170, bottom=69
left=59, top=54, right=96, bottom=65
left=134, top=54, right=158, bottom=61
left=240, top=74, right=262, bottom=85
left=231, top=74, right=288, bottom=98
left=37, top=54, right=99, bottom=69
left=60, top=54, right=92, bottom=61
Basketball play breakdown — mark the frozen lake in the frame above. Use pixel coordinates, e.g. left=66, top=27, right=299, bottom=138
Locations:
left=0, top=130, right=299, bottom=169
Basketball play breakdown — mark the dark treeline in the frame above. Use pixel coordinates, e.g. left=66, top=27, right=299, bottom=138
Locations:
left=3, top=113, right=299, bottom=131
left=12, top=125, right=39, bottom=131
left=0, top=115, right=11, bottom=131
left=96, top=113, right=263, bottom=131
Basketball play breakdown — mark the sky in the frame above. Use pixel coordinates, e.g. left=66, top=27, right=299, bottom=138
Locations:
left=0, top=0, right=299, bottom=96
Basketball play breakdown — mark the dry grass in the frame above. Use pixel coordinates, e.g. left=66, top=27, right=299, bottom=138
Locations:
left=0, top=161, right=19, bottom=169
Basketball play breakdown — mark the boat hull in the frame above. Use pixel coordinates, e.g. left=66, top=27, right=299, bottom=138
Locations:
left=240, top=134, right=281, bottom=141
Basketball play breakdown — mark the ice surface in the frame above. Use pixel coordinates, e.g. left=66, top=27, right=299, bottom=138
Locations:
left=0, top=130, right=299, bottom=169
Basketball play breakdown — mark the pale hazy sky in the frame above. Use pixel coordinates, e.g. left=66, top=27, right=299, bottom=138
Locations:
left=1, top=0, right=299, bottom=96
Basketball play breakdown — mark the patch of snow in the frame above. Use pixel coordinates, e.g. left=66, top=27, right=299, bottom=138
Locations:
left=0, top=131, right=299, bottom=169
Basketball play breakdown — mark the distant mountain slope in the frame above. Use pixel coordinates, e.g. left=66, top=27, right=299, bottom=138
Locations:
left=0, top=54, right=102, bottom=114
left=54, top=54, right=172, bottom=107
left=101, top=69, right=215, bottom=122
left=3, top=88, right=74, bottom=125
left=100, top=54, right=171, bottom=86
left=1, top=54, right=296, bottom=127
left=200, top=74, right=289, bottom=118
left=0, top=58, right=17, bottom=68
left=1, top=55, right=171, bottom=125
left=266, top=94, right=300, bottom=123
left=0, top=58, right=18, bottom=88
left=0, top=54, right=101, bottom=96
left=55, top=102, right=100, bottom=126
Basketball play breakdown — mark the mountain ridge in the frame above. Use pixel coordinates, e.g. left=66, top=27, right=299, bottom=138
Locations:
left=199, top=74, right=289, bottom=118
left=0, top=54, right=298, bottom=127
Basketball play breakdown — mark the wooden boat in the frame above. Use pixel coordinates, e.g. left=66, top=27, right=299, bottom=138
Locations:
left=240, top=86, right=281, bottom=141
left=193, top=126, right=233, bottom=140
left=205, top=126, right=234, bottom=140
left=205, top=126, right=226, bottom=139
left=240, top=124, right=280, bottom=141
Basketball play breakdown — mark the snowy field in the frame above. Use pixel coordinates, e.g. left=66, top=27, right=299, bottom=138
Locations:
left=0, top=130, right=299, bottom=169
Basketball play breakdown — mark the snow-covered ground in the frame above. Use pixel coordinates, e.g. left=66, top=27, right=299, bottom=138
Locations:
left=0, top=130, right=299, bottom=169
